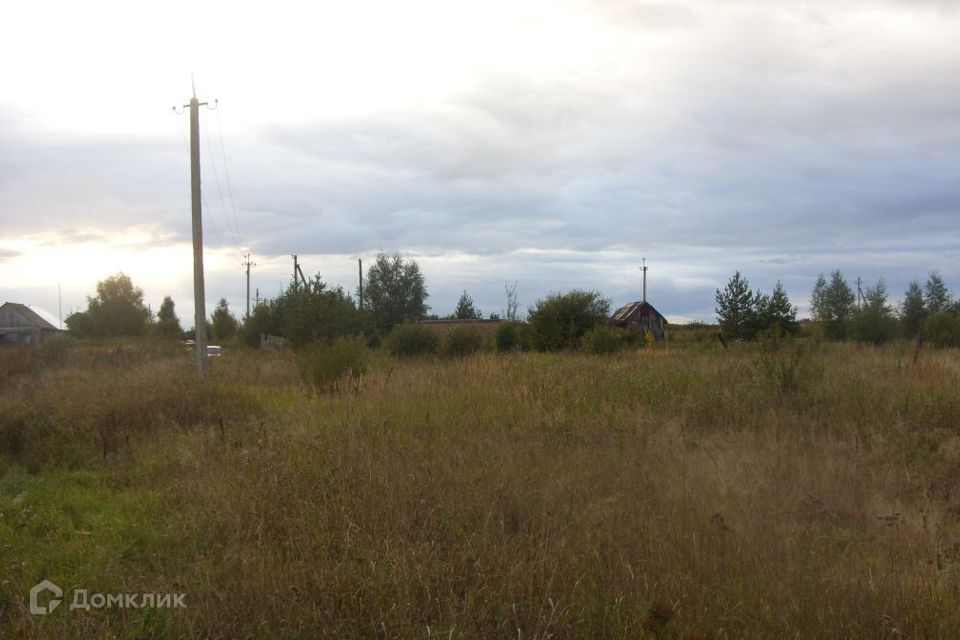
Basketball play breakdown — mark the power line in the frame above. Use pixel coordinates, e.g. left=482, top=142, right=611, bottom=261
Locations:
left=204, top=126, right=239, bottom=248
left=179, top=115, right=223, bottom=248
left=200, top=190, right=223, bottom=247
left=176, top=117, right=190, bottom=159
left=215, top=108, right=243, bottom=249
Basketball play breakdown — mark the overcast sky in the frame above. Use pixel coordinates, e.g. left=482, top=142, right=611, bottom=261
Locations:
left=1, top=0, right=958, bottom=326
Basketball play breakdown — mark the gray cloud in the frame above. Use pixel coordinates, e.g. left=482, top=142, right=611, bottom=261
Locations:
left=2, top=1, right=959, bottom=321
left=0, top=116, right=190, bottom=241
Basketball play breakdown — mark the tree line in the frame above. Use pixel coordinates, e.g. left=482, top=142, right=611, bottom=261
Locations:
left=62, top=253, right=621, bottom=353
left=715, top=270, right=959, bottom=345
left=65, top=273, right=242, bottom=342
left=64, top=258, right=958, bottom=350
left=65, top=253, right=431, bottom=345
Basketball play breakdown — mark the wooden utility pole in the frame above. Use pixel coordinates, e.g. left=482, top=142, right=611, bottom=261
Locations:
left=189, top=90, right=209, bottom=377
left=358, top=258, right=363, bottom=310
left=292, top=254, right=308, bottom=290
left=242, top=253, right=256, bottom=318
left=175, top=83, right=215, bottom=377
left=856, top=276, right=863, bottom=309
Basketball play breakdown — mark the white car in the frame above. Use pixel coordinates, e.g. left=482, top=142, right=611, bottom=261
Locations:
left=206, top=345, right=223, bottom=357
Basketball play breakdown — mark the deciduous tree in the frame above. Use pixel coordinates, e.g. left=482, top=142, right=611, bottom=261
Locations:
left=65, top=272, right=151, bottom=338
left=361, top=252, right=429, bottom=333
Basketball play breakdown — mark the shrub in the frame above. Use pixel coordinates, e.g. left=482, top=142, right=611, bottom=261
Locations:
left=924, top=311, right=960, bottom=347
left=581, top=324, right=624, bottom=355
left=442, top=327, right=488, bottom=357
left=849, top=309, right=898, bottom=345
left=385, top=322, right=439, bottom=358
left=298, top=336, right=371, bottom=389
left=495, top=321, right=525, bottom=352
left=527, top=290, right=611, bottom=351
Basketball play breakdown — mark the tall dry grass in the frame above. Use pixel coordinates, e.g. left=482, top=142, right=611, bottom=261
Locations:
left=3, top=341, right=960, bottom=638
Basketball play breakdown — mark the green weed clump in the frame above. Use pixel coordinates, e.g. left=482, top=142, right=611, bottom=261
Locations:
left=754, top=339, right=819, bottom=396
left=385, top=322, right=439, bottom=358
left=297, top=336, right=371, bottom=389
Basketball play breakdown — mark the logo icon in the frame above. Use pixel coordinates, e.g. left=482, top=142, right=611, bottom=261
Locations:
left=30, top=580, right=63, bottom=615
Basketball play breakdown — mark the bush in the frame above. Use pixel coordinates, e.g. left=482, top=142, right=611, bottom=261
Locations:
left=385, top=322, right=439, bottom=358
left=298, top=336, right=371, bottom=389
left=495, top=321, right=526, bottom=353
left=849, top=309, right=898, bottom=345
left=581, top=324, right=625, bottom=355
left=442, top=327, right=488, bottom=357
left=924, top=311, right=960, bottom=347
left=527, top=290, right=611, bottom=351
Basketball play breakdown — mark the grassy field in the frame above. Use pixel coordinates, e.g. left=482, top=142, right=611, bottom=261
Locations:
left=2, top=339, right=960, bottom=638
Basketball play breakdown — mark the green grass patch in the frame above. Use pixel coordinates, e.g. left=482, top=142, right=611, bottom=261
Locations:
left=0, top=465, right=182, bottom=634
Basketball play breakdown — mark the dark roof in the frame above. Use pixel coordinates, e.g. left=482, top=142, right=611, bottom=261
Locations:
left=611, top=301, right=667, bottom=324
left=0, top=302, right=59, bottom=331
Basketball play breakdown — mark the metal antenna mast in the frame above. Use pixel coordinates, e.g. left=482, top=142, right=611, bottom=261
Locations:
left=641, top=258, right=648, bottom=303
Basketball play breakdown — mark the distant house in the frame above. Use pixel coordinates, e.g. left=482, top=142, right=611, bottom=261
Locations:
left=611, top=301, right=668, bottom=340
left=0, top=302, right=61, bottom=346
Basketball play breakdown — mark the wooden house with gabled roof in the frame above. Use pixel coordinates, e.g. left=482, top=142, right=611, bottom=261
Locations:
left=611, top=300, right=667, bottom=340
left=0, top=302, right=61, bottom=346
left=610, top=259, right=667, bottom=340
